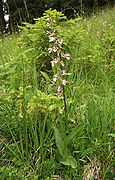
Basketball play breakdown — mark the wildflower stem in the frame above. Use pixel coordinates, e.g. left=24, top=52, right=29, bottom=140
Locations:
left=63, top=86, right=67, bottom=132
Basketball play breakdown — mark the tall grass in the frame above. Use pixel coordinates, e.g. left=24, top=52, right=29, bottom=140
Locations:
left=0, top=8, right=115, bottom=179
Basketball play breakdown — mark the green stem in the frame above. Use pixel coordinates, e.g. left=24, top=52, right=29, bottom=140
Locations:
left=63, top=85, right=67, bottom=133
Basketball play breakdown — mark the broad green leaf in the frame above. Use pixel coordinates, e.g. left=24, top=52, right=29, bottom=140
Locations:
left=53, top=126, right=67, bottom=157
left=60, top=155, right=77, bottom=169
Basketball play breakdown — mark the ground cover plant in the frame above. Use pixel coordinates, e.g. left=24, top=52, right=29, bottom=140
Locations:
left=0, top=8, right=115, bottom=180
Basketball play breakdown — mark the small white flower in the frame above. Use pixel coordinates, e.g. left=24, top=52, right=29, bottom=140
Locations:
left=58, top=38, right=63, bottom=45
left=66, top=54, right=70, bottom=60
left=51, top=61, right=55, bottom=67
left=62, top=79, right=67, bottom=86
left=46, top=31, right=50, bottom=35
left=54, top=58, right=59, bottom=63
left=48, top=48, right=53, bottom=53
left=49, top=36, right=55, bottom=42
left=46, top=23, right=50, bottom=27
left=58, top=85, right=62, bottom=93
left=53, top=77, right=57, bottom=82
left=53, top=74, right=58, bottom=82
left=62, top=70, right=66, bottom=76
left=46, top=17, right=51, bottom=21
left=61, top=53, right=70, bottom=60
left=51, top=58, right=59, bottom=67
left=52, top=46, right=58, bottom=52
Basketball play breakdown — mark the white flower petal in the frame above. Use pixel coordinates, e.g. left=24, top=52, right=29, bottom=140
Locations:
left=62, top=79, right=67, bottom=85
left=48, top=48, right=53, bottom=53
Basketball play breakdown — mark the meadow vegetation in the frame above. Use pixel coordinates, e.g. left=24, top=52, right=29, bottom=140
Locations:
left=0, top=8, right=115, bottom=180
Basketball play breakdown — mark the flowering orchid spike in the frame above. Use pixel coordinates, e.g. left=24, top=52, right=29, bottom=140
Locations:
left=46, top=15, right=70, bottom=95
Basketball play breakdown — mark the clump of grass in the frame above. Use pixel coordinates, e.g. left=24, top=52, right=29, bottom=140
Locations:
left=0, top=8, right=115, bottom=179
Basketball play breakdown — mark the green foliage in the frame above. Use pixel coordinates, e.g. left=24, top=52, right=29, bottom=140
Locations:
left=0, top=166, right=26, bottom=180
left=27, top=90, right=64, bottom=115
left=18, top=10, right=67, bottom=74
left=53, top=125, right=85, bottom=169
